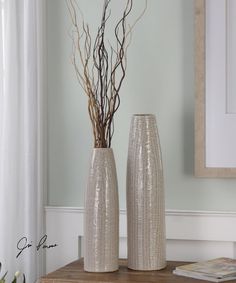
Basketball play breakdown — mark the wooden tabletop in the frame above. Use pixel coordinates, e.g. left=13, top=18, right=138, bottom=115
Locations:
left=39, top=258, right=226, bottom=283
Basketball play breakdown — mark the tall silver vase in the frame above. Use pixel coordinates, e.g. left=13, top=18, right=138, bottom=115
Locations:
left=84, top=148, right=119, bottom=272
left=126, top=114, right=166, bottom=270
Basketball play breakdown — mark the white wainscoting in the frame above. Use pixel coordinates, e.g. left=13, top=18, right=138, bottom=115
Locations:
left=45, top=206, right=236, bottom=273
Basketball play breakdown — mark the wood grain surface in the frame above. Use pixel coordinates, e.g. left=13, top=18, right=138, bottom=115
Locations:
left=39, top=258, right=224, bottom=283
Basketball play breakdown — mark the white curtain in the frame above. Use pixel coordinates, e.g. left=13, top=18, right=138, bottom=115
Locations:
left=0, top=0, right=46, bottom=282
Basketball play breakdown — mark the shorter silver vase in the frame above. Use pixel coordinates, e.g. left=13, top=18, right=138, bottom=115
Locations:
left=126, top=114, right=166, bottom=270
left=84, top=148, right=119, bottom=272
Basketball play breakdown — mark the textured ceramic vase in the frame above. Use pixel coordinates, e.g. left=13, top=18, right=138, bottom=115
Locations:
left=84, top=148, right=119, bottom=272
left=126, top=114, right=166, bottom=270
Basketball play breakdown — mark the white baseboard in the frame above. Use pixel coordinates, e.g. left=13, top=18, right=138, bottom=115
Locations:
left=45, top=207, right=236, bottom=273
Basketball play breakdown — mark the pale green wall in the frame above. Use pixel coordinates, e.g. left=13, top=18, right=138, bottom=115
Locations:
left=47, top=0, right=236, bottom=211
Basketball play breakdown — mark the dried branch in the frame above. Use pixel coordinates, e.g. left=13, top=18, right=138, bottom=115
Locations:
left=66, top=0, right=146, bottom=148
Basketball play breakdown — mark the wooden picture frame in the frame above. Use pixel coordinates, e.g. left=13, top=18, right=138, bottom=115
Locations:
left=195, top=0, right=236, bottom=177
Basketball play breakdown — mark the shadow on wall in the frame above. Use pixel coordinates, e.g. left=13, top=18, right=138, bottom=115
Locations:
left=47, top=0, right=92, bottom=206
left=181, top=0, right=195, bottom=176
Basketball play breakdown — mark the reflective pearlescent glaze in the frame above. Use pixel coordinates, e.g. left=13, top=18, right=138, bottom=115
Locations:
left=84, top=148, right=119, bottom=272
left=127, top=114, right=166, bottom=270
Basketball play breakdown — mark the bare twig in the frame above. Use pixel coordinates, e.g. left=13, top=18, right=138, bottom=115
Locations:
left=66, top=0, right=146, bottom=148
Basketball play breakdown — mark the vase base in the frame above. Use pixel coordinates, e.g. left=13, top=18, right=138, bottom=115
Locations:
left=84, top=267, right=119, bottom=273
left=127, top=262, right=167, bottom=271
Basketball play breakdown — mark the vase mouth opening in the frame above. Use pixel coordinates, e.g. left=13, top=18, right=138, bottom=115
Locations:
left=133, top=114, right=155, bottom=117
left=93, top=147, right=113, bottom=150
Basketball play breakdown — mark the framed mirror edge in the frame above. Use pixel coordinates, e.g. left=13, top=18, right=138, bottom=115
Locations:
left=194, top=0, right=236, bottom=178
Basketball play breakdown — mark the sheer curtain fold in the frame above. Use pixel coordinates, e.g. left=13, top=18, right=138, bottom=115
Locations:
left=0, top=0, right=46, bottom=282
left=0, top=2, right=3, bottom=142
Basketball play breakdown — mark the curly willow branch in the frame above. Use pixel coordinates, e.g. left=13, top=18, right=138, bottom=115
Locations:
left=66, top=0, right=147, bottom=148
